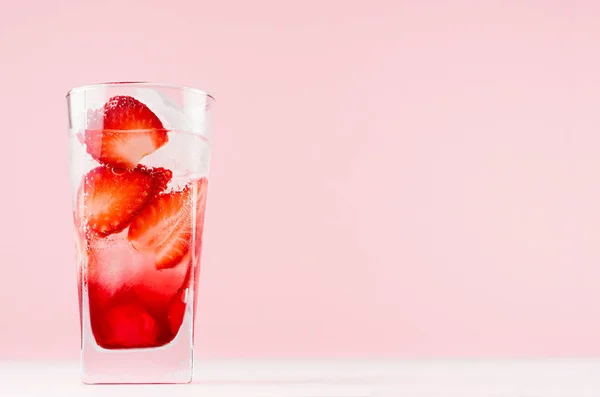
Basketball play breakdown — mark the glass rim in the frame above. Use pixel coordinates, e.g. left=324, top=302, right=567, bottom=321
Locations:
left=66, top=81, right=215, bottom=101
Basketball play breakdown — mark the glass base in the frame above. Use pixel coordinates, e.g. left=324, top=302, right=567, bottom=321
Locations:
left=80, top=286, right=194, bottom=384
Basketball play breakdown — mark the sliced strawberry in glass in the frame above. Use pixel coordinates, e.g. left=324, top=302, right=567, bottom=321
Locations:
left=84, top=96, right=168, bottom=169
left=128, top=185, right=195, bottom=270
left=78, top=165, right=172, bottom=237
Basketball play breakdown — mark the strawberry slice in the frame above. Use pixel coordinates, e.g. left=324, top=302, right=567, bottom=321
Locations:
left=84, top=96, right=168, bottom=169
left=128, top=186, right=195, bottom=270
left=136, top=165, right=173, bottom=193
left=80, top=165, right=172, bottom=236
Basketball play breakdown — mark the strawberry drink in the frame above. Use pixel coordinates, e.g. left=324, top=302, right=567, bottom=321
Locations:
left=67, top=83, right=213, bottom=384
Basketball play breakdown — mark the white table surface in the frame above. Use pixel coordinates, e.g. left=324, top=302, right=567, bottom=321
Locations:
left=1, top=359, right=599, bottom=396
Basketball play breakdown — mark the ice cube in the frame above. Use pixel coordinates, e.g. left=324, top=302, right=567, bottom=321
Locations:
left=132, top=87, right=209, bottom=135
left=132, top=251, right=190, bottom=315
left=142, top=133, right=211, bottom=186
left=87, top=231, right=149, bottom=298
left=87, top=230, right=190, bottom=314
left=132, top=88, right=211, bottom=178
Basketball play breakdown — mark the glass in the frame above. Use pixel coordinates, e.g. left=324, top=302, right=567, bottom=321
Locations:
left=66, top=82, right=214, bottom=384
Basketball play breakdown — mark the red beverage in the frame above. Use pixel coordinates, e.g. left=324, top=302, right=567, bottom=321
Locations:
left=68, top=83, right=213, bottom=383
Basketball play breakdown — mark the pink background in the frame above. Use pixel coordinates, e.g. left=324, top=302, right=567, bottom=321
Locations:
left=0, top=0, right=599, bottom=359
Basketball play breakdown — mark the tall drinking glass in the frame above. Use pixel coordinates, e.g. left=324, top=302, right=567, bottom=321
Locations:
left=66, top=82, right=213, bottom=384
